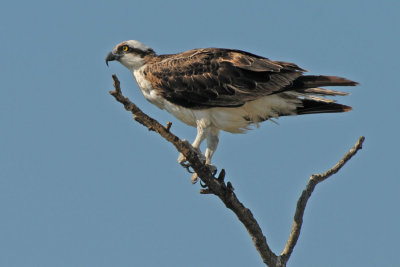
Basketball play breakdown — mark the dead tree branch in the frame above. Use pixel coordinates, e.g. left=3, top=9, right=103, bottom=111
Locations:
left=109, top=74, right=364, bottom=267
left=279, top=136, right=365, bottom=264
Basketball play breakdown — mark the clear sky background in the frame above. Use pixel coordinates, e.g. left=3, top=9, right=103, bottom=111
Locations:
left=1, top=0, right=399, bottom=266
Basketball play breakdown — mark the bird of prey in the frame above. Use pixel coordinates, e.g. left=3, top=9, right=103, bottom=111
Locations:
left=106, top=40, right=357, bottom=179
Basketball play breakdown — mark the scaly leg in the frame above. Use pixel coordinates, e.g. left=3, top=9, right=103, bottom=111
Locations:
left=190, top=127, right=219, bottom=184
left=178, top=120, right=209, bottom=166
left=205, top=127, right=219, bottom=172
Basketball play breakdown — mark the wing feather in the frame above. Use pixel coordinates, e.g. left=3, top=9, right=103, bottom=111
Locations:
left=144, top=48, right=304, bottom=108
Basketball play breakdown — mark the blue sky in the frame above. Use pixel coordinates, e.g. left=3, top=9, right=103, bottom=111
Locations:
left=1, top=0, right=399, bottom=266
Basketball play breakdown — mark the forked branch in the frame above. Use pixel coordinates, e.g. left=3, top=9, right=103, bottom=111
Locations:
left=279, top=136, right=365, bottom=264
left=109, top=74, right=364, bottom=267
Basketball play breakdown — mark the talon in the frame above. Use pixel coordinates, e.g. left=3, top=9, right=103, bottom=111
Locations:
left=185, top=165, right=195, bottom=174
left=178, top=153, right=193, bottom=174
left=179, top=161, right=194, bottom=174
left=200, top=180, right=208, bottom=188
left=180, top=161, right=189, bottom=168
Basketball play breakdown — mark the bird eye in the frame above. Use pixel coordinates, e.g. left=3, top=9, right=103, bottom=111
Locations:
left=122, top=45, right=129, bottom=52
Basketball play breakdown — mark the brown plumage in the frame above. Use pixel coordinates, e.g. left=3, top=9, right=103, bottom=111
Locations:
left=143, top=48, right=357, bottom=114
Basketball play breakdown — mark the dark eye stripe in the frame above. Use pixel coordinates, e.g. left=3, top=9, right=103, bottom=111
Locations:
left=117, top=45, right=155, bottom=57
left=130, top=48, right=145, bottom=55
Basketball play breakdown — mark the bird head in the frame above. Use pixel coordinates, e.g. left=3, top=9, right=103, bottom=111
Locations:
left=105, top=40, right=155, bottom=70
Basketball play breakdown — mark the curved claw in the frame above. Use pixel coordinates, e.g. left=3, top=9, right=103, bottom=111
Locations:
left=179, top=161, right=195, bottom=173
left=185, top=165, right=195, bottom=174
left=200, top=180, right=208, bottom=188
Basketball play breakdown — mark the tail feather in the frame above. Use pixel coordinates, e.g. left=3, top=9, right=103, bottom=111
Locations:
left=300, top=87, right=349, bottom=96
left=289, top=75, right=357, bottom=115
left=296, top=99, right=352, bottom=115
left=294, top=75, right=358, bottom=88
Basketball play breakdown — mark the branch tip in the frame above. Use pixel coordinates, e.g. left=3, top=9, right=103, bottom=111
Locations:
left=217, top=169, right=226, bottom=182
left=111, top=74, right=121, bottom=95
left=281, top=135, right=365, bottom=263
left=165, top=121, right=172, bottom=132
left=227, top=181, right=234, bottom=192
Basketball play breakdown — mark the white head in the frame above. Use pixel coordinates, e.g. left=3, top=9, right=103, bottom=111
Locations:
left=105, top=40, right=155, bottom=70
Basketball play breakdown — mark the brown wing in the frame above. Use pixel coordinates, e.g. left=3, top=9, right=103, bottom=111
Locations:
left=144, top=48, right=305, bottom=109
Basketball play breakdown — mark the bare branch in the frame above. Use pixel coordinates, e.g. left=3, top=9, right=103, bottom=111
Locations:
left=279, top=136, right=365, bottom=264
left=109, top=74, right=278, bottom=266
left=109, top=75, right=364, bottom=267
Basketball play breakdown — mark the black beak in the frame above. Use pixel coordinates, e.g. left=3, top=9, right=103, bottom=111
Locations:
left=105, top=52, right=119, bottom=66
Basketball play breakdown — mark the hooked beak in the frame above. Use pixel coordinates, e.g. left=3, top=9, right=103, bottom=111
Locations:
left=105, top=52, right=121, bottom=66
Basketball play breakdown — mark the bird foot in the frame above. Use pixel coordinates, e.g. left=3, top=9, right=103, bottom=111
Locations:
left=176, top=144, right=216, bottom=184
left=177, top=147, right=206, bottom=173
left=190, top=164, right=217, bottom=184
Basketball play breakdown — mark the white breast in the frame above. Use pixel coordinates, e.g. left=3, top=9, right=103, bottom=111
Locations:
left=132, top=67, right=165, bottom=109
left=132, top=67, right=198, bottom=127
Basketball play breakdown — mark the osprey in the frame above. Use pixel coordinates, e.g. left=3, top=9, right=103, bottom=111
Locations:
left=106, top=40, right=357, bottom=177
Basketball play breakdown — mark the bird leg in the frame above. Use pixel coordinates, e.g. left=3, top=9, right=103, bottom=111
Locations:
left=178, top=122, right=220, bottom=184
left=178, top=145, right=205, bottom=174
left=204, top=127, right=219, bottom=175
left=178, top=123, right=209, bottom=169
left=190, top=127, right=220, bottom=184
